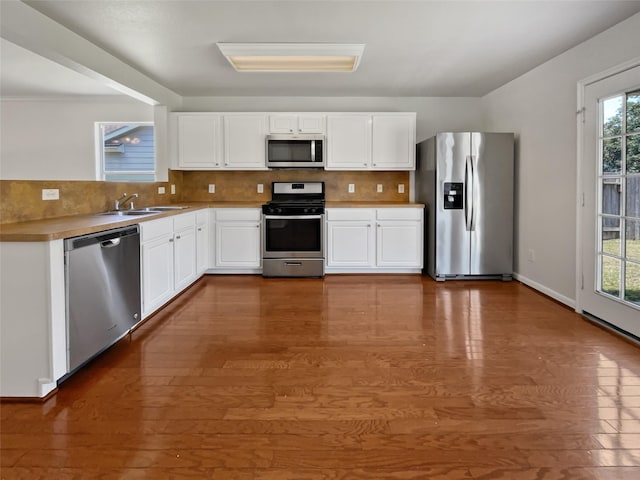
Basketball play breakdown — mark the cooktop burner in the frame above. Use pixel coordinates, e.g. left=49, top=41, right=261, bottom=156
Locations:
left=263, top=181, right=325, bottom=215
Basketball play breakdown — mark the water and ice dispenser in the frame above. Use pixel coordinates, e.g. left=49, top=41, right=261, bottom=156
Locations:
left=443, top=182, right=464, bottom=209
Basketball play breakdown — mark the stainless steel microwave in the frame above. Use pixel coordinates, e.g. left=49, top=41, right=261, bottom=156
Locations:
left=266, top=134, right=325, bottom=169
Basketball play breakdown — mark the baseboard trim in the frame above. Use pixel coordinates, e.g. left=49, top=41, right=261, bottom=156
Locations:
left=513, top=273, right=576, bottom=309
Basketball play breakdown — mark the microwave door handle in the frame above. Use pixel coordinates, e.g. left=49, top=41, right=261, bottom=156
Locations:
left=311, top=140, right=316, bottom=163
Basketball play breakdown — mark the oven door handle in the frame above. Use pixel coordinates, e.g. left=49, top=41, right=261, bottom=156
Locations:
left=263, top=215, right=323, bottom=220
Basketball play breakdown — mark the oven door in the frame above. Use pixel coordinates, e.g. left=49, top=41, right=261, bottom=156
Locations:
left=263, top=214, right=324, bottom=259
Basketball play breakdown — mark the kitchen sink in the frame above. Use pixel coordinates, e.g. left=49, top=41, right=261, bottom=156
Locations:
left=98, top=210, right=161, bottom=216
left=147, top=206, right=189, bottom=211
left=97, top=206, right=188, bottom=216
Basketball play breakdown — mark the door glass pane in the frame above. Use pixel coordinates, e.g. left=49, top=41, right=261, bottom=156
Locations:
left=602, top=138, right=622, bottom=173
left=603, top=95, right=623, bottom=136
left=624, top=262, right=640, bottom=305
left=627, top=219, right=640, bottom=262
left=601, top=256, right=621, bottom=297
left=602, top=217, right=621, bottom=256
left=597, top=89, right=640, bottom=311
left=627, top=90, right=640, bottom=133
left=628, top=177, right=640, bottom=218
left=602, top=179, right=622, bottom=215
left=627, top=134, right=640, bottom=173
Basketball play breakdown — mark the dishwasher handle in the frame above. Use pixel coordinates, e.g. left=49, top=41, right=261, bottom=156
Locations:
left=100, top=238, right=121, bottom=248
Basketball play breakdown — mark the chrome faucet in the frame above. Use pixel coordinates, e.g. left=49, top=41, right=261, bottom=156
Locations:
left=114, top=193, right=138, bottom=210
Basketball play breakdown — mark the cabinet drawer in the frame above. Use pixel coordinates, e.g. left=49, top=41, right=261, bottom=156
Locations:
left=196, top=210, right=209, bottom=225
left=215, top=208, right=261, bottom=222
left=376, top=208, right=423, bottom=221
left=326, top=208, right=374, bottom=221
left=173, top=212, right=196, bottom=230
left=140, top=217, right=174, bottom=242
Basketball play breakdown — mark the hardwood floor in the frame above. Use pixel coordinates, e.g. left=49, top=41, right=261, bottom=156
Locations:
left=2, top=275, right=640, bottom=479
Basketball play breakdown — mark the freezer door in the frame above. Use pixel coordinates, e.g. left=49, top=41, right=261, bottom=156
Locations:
left=469, top=133, right=514, bottom=275
left=435, top=132, right=470, bottom=276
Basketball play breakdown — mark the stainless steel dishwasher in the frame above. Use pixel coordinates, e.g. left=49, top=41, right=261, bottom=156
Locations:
left=64, top=225, right=141, bottom=373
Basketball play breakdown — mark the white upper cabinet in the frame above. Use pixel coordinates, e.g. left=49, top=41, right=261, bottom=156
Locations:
left=176, top=114, right=222, bottom=169
left=173, top=111, right=415, bottom=171
left=326, top=114, right=372, bottom=170
left=269, top=114, right=325, bottom=134
left=223, top=114, right=268, bottom=169
left=371, top=114, right=416, bottom=170
left=326, top=113, right=416, bottom=170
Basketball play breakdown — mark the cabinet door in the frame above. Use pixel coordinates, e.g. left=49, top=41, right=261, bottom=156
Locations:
left=174, top=225, right=197, bottom=292
left=297, top=114, right=325, bottom=133
left=177, top=114, right=222, bottom=168
left=269, top=115, right=297, bottom=133
left=376, top=221, right=423, bottom=267
left=372, top=114, right=416, bottom=170
left=196, top=219, right=209, bottom=275
left=141, top=234, right=174, bottom=317
left=327, top=221, right=375, bottom=267
left=326, top=115, right=371, bottom=170
left=215, top=222, right=261, bottom=268
left=223, top=115, right=267, bottom=169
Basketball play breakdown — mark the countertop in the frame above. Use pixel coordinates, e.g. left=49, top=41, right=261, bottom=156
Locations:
left=0, top=201, right=424, bottom=242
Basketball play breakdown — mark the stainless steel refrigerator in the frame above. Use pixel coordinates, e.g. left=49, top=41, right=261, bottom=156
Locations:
left=416, top=132, right=514, bottom=281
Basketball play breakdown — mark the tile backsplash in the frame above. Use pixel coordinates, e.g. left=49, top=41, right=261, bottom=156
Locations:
left=0, top=169, right=409, bottom=224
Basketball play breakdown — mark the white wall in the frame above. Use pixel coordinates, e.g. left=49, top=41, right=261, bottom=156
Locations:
left=0, top=97, right=153, bottom=180
left=180, top=96, right=485, bottom=143
left=482, top=13, right=640, bottom=306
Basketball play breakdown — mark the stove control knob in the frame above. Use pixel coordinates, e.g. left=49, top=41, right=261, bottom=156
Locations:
left=304, top=208, right=309, bottom=213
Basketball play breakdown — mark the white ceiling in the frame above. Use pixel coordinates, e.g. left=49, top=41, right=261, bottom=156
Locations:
left=3, top=1, right=640, bottom=98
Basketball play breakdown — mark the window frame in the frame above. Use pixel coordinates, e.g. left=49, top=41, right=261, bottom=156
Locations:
left=95, top=121, right=156, bottom=182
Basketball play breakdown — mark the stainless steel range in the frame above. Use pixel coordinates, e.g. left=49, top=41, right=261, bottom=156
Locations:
left=262, top=181, right=325, bottom=277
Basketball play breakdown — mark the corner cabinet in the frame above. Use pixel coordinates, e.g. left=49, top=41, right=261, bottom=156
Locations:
left=326, top=113, right=416, bottom=171
left=326, top=207, right=423, bottom=273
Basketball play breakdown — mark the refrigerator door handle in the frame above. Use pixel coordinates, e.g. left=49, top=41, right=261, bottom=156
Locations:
left=465, top=155, right=473, bottom=231
left=470, top=155, right=478, bottom=231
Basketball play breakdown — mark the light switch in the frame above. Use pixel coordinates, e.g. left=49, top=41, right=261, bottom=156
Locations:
left=208, top=184, right=215, bottom=193
left=257, top=184, right=264, bottom=193
left=398, top=184, right=405, bottom=194
left=377, top=184, right=383, bottom=193
left=171, top=184, right=176, bottom=195
left=158, top=186, right=166, bottom=194
left=348, top=184, right=355, bottom=193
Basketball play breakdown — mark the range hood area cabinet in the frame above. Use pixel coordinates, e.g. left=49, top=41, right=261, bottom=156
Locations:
left=169, top=112, right=416, bottom=171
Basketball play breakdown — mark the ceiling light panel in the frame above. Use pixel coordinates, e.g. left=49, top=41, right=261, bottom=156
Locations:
left=217, top=43, right=365, bottom=72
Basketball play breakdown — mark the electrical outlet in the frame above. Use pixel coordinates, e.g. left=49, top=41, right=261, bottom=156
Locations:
left=208, top=184, right=215, bottom=194
left=171, top=184, right=176, bottom=195
left=42, top=188, right=59, bottom=200
left=348, top=183, right=355, bottom=193
left=377, top=184, right=383, bottom=193
left=398, top=184, right=405, bottom=194
left=158, top=186, right=166, bottom=194
left=527, top=249, right=535, bottom=262
left=257, top=183, right=264, bottom=193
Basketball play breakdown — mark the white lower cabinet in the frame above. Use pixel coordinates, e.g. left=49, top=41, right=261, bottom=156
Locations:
left=326, top=207, right=423, bottom=273
left=210, top=208, right=262, bottom=273
left=326, top=208, right=375, bottom=267
left=141, top=212, right=200, bottom=318
left=196, top=211, right=209, bottom=275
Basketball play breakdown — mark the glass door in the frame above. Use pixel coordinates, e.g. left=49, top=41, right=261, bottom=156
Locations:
left=580, top=65, right=640, bottom=337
